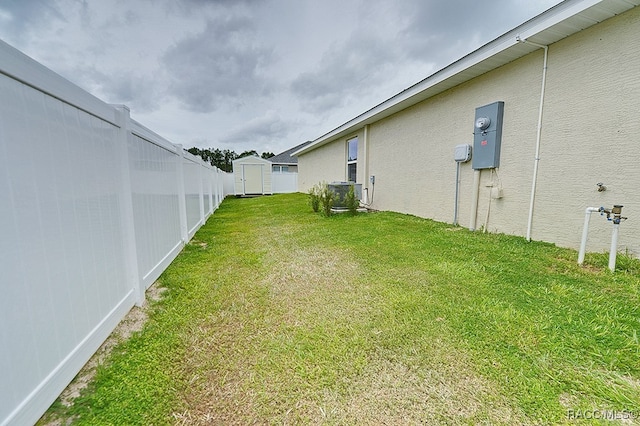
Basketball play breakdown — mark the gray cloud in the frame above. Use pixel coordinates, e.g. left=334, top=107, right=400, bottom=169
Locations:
left=400, top=0, right=556, bottom=64
left=162, top=16, right=273, bottom=113
left=0, top=0, right=563, bottom=155
left=164, top=0, right=267, bottom=19
left=183, top=0, right=265, bottom=4
left=95, top=70, right=163, bottom=113
left=220, top=110, right=289, bottom=145
left=47, top=63, right=162, bottom=113
left=291, top=34, right=403, bottom=113
left=290, top=0, right=559, bottom=116
left=0, top=0, right=65, bottom=35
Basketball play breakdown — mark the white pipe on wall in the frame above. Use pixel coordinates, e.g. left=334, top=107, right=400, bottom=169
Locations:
left=578, top=206, right=623, bottom=272
left=363, top=124, right=370, bottom=204
left=517, top=36, right=549, bottom=242
left=609, top=223, right=620, bottom=272
left=469, top=169, right=481, bottom=231
left=578, top=207, right=601, bottom=265
left=454, top=161, right=461, bottom=225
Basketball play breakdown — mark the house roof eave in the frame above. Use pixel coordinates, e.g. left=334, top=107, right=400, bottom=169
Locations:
left=292, top=0, right=639, bottom=157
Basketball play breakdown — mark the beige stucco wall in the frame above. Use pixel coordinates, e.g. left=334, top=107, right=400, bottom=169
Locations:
left=298, top=131, right=362, bottom=190
left=530, top=8, right=640, bottom=254
left=367, top=53, right=542, bottom=233
left=298, top=6, right=640, bottom=256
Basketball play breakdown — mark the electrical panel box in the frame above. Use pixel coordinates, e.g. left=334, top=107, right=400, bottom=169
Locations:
left=454, top=144, right=472, bottom=162
left=472, top=101, right=504, bottom=170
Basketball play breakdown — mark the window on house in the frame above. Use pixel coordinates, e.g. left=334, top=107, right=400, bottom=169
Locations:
left=272, top=165, right=289, bottom=173
left=347, top=136, right=357, bottom=182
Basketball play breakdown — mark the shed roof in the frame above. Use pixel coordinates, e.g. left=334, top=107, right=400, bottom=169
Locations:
left=293, top=0, right=639, bottom=157
left=232, top=154, right=272, bottom=165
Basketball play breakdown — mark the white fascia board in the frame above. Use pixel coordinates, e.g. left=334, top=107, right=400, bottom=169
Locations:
left=0, top=39, right=118, bottom=126
left=516, top=0, right=603, bottom=40
left=293, top=0, right=636, bottom=157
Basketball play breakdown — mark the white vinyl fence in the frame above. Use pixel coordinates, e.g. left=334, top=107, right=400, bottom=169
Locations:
left=0, top=40, right=230, bottom=426
left=271, top=171, right=298, bottom=193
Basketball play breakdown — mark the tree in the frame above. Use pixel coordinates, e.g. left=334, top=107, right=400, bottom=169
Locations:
left=211, top=149, right=224, bottom=169
left=238, top=150, right=258, bottom=159
left=186, top=146, right=277, bottom=172
left=222, top=149, right=237, bottom=172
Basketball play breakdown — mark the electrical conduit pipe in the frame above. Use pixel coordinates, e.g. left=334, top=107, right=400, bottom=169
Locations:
left=609, top=220, right=620, bottom=272
left=577, top=207, right=601, bottom=265
left=516, top=36, right=549, bottom=242
left=469, top=169, right=481, bottom=231
left=453, top=161, right=461, bottom=225
left=362, top=124, right=370, bottom=204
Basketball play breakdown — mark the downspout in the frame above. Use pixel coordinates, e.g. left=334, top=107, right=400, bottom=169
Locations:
left=517, top=36, right=549, bottom=242
left=469, top=169, right=481, bottom=231
left=363, top=124, right=370, bottom=204
left=453, top=161, right=461, bottom=225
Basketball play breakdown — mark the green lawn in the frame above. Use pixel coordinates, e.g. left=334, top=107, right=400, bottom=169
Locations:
left=43, top=193, right=640, bottom=425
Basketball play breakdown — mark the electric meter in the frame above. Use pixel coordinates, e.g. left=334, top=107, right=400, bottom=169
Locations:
left=475, top=117, right=491, bottom=131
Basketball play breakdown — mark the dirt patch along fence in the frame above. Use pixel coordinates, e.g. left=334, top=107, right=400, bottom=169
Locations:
left=0, top=40, right=229, bottom=426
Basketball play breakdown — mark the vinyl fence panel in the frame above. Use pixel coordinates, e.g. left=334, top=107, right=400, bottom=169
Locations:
left=183, top=152, right=204, bottom=237
left=0, top=71, right=134, bottom=426
left=128, top=126, right=184, bottom=291
left=0, top=40, right=231, bottom=426
left=271, top=172, right=298, bottom=193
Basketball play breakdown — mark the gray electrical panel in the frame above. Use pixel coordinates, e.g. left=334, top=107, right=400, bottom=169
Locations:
left=472, top=101, right=504, bottom=170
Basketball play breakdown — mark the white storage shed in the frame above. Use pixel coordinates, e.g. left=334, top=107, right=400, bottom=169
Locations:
left=233, top=155, right=272, bottom=196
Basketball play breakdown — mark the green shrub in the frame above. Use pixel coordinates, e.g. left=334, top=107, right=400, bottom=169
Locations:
left=318, top=182, right=334, bottom=217
left=308, top=184, right=321, bottom=213
left=344, top=185, right=359, bottom=215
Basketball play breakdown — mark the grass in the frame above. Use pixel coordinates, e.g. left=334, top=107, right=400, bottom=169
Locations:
left=40, top=193, right=640, bottom=425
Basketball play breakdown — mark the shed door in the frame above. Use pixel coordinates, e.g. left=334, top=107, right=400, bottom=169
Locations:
left=243, top=164, right=263, bottom=194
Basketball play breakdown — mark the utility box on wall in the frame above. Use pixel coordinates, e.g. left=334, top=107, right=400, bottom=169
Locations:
left=454, top=143, right=472, bottom=162
left=472, top=101, right=504, bottom=169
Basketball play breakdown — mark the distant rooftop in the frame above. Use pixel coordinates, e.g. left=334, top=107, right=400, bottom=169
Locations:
left=268, top=141, right=311, bottom=165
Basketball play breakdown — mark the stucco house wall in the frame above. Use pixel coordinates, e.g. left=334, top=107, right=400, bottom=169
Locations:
left=531, top=9, right=640, bottom=252
left=366, top=51, right=542, bottom=230
left=298, top=135, right=359, bottom=190
left=297, top=4, right=640, bottom=256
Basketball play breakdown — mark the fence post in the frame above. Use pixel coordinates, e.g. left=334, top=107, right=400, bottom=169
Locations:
left=198, top=159, right=205, bottom=226
left=208, top=165, right=214, bottom=215
left=113, top=105, right=144, bottom=306
left=218, top=168, right=223, bottom=206
left=218, top=168, right=224, bottom=204
left=175, top=144, right=189, bottom=244
left=214, top=168, right=220, bottom=208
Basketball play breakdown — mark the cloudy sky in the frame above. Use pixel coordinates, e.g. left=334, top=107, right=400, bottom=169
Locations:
left=0, top=0, right=562, bottom=155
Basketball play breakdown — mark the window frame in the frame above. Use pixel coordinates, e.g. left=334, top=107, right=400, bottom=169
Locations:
left=346, top=136, right=358, bottom=182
